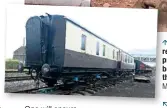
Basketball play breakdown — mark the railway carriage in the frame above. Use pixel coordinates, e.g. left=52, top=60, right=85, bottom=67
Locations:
left=19, top=14, right=135, bottom=86
left=134, top=60, right=152, bottom=74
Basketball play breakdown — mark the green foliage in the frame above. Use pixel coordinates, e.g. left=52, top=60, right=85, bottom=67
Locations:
left=5, top=59, right=19, bottom=69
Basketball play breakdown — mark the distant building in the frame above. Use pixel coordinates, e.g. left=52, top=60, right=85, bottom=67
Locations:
left=13, top=46, right=26, bottom=64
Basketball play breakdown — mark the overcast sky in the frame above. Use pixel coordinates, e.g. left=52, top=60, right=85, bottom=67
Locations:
left=5, top=4, right=158, bottom=59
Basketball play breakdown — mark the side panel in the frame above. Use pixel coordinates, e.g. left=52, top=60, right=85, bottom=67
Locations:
left=64, top=49, right=117, bottom=68
left=25, top=17, right=42, bottom=66
left=120, top=51, right=135, bottom=70
left=64, top=21, right=83, bottom=53
left=120, top=62, right=134, bottom=69
left=64, top=20, right=118, bottom=61
left=64, top=20, right=118, bottom=69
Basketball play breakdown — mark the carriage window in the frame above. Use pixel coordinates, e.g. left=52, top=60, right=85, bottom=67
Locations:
left=81, top=34, right=86, bottom=50
left=125, top=55, right=127, bottom=63
left=117, top=51, right=119, bottom=60
left=103, top=45, right=105, bottom=56
left=113, top=50, right=115, bottom=59
left=96, top=42, right=99, bottom=55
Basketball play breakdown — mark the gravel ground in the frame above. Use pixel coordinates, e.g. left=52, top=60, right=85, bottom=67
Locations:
left=5, top=80, right=46, bottom=93
left=5, top=73, right=30, bottom=77
left=93, top=75, right=155, bottom=98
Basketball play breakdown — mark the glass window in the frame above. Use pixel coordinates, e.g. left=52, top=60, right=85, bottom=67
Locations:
left=96, top=42, right=99, bottom=55
left=113, top=49, right=115, bottom=59
left=81, top=34, right=86, bottom=50
left=125, top=55, right=127, bottom=63
left=103, top=45, right=105, bottom=56
left=117, top=51, right=119, bottom=60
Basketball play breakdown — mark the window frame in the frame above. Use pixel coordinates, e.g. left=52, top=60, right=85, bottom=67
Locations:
left=125, top=55, right=127, bottom=63
left=102, top=44, right=106, bottom=56
left=117, top=51, right=119, bottom=60
left=81, top=34, right=86, bottom=51
left=113, top=49, right=115, bottom=59
left=96, top=42, right=100, bottom=55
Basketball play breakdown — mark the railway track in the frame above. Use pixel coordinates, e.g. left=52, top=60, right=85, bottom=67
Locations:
left=5, top=70, right=31, bottom=82
left=11, top=86, right=51, bottom=93
left=10, top=75, right=134, bottom=95
left=5, top=71, right=29, bottom=73
left=5, top=76, right=32, bottom=82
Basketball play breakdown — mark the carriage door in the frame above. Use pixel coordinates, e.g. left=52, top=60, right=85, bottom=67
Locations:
left=40, top=19, right=50, bottom=64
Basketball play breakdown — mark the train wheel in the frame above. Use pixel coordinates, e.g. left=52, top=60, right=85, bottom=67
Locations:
left=30, top=68, right=38, bottom=80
